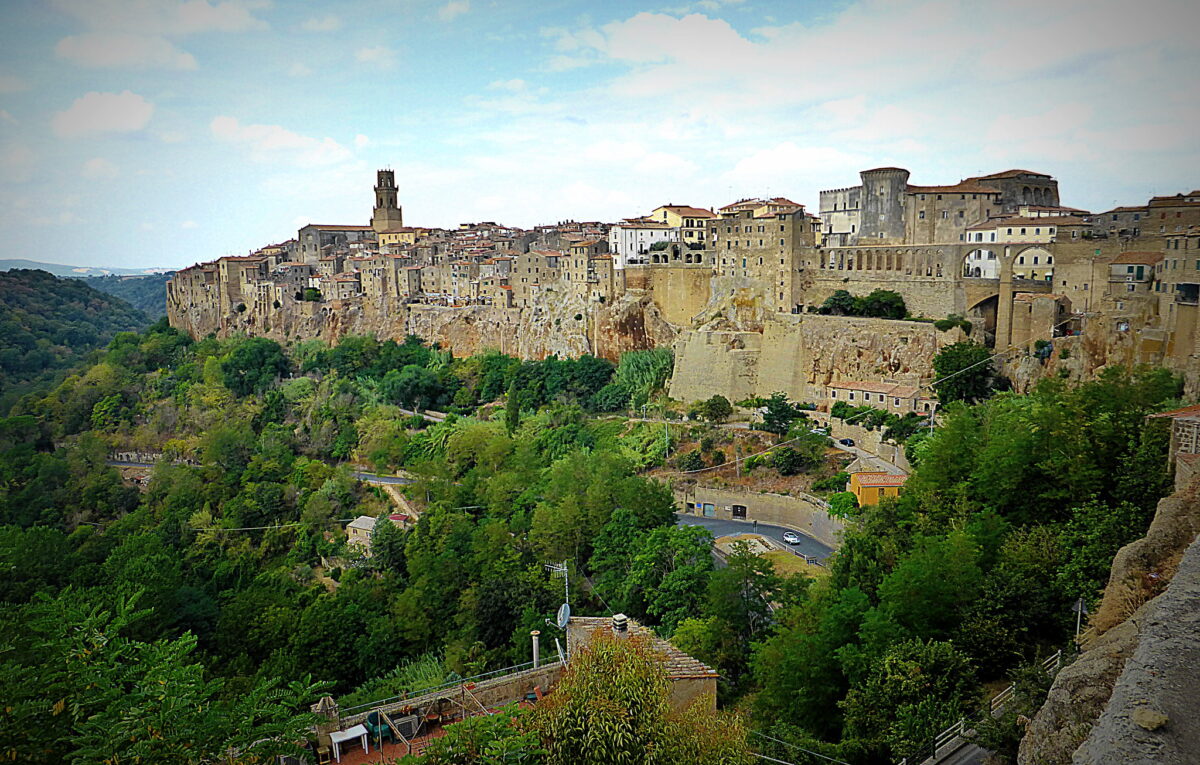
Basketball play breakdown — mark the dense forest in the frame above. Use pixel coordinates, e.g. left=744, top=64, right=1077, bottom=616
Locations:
left=0, top=270, right=151, bottom=415
left=83, top=272, right=173, bottom=318
left=0, top=317, right=1181, bottom=764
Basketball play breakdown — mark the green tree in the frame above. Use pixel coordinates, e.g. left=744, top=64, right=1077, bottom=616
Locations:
left=761, top=392, right=806, bottom=436
left=529, top=630, right=752, bottom=765
left=856, top=289, right=907, bottom=319
left=932, top=342, right=995, bottom=404
left=221, top=336, right=288, bottom=396
left=818, top=289, right=858, bottom=316
left=696, top=395, right=733, bottom=423
left=840, top=639, right=979, bottom=762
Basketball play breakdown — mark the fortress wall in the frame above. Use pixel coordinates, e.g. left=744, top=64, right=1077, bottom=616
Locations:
left=669, top=314, right=947, bottom=407
left=668, top=330, right=762, bottom=403
left=645, top=265, right=712, bottom=327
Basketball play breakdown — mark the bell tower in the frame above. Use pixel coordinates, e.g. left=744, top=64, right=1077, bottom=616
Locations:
left=371, top=169, right=404, bottom=233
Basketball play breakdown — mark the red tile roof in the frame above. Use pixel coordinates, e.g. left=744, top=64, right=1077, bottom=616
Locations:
left=1112, top=251, right=1164, bottom=265
left=854, top=472, right=908, bottom=487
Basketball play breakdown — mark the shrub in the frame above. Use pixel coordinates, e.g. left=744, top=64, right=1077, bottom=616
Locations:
left=771, top=447, right=804, bottom=476
left=812, top=471, right=850, bottom=493
left=676, top=450, right=705, bottom=472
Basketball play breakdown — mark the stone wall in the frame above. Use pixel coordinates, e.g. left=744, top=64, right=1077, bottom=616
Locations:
left=670, top=313, right=948, bottom=407
left=672, top=484, right=845, bottom=549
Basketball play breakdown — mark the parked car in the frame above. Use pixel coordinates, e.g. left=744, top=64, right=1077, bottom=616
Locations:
left=810, top=427, right=829, bottom=435
left=782, top=531, right=802, bottom=545
left=838, top=438, right=855, bottom=447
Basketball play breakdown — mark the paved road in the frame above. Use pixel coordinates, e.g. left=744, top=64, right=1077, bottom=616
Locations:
left=674, top=513, right=833, bottom=562
left=109, top=460, right=415, bottom=487
left=351, top=471, right=413, bottom=485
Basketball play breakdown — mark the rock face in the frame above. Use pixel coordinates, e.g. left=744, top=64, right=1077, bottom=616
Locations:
left=1018, top=483, right=1200, bottom=765
left=669, top=312, right=958, bottom=404
left=173, top=287, right=676, bottom=363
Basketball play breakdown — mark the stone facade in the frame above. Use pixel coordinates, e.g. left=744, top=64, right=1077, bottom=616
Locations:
left=167, top=167, right=1200, bottom=404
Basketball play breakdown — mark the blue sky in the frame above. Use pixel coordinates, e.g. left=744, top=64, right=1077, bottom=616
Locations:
left=1, top=0, right=1198, bottom=269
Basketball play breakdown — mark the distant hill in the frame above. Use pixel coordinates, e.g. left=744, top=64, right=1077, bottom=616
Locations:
left=83, top=273, right=174, bottom=319
left=0, top=259, right=169, bottom=278
left=0, top=269, right=151, bottom=414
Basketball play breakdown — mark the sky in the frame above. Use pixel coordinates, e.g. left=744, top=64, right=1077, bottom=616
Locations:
left=1, top=0, right=1198, bottom=270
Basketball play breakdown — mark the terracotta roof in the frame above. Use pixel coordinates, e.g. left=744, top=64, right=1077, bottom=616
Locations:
left=1112, top=251, right=1164, bottom=265
left=830, top=381, right=928, bottom=399
left=854, top=472, right=908, bottom=487
left=657, top=205, right=716, bottom=218
left=1104, top=206, right=1149, bottom=214
left=569, top=617, right=718, bottom=679
left=971, top=169, right=1051, bottom=180
left=907, top=182, right=1002, bottom=194
left=989, top=216, right=1087, bottom=227
left=301, top=224, right=373, bottom=231
left=863, top=166, right=907, bottom=173
left=1149, top=404, right=1200, bottom=420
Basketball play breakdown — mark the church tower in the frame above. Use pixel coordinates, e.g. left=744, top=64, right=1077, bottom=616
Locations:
left=370, top=169, right=404, bottom=233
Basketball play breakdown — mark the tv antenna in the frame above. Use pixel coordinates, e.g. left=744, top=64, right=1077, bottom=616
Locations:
left=545, top=560, right=571, bottom=630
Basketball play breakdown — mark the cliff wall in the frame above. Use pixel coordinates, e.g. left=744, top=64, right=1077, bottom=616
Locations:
left=669, top=314, right=956, bottom=405
left=1018, top=482, right=1200, bottom=765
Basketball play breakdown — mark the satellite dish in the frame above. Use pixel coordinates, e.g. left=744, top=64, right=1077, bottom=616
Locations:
left=555, top=602, right=571, bottom=630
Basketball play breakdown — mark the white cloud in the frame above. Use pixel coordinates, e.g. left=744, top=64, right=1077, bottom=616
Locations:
left=181, top=219, right=199, bottom=229
left=52, top=91, right=155, bottom=138
left=354, top=134, right=371, bottom=149
left=0, top=74, right=28, bottom=93
left=487, top=78, right=526, bottom=92
left=438, top=1, right=470, bottom=22
left=51, top=0, right=268, bottom=35
left=29, top=211, right=84, bottom=227
left=82, top=157, right=120, bottom=179
left=211, top=115, right=353, bottom=167
left=356, top=46, right=397, bottom=68
left=51, top=0, right=267, bottom=71
left=56, top=33, right=197, bottom=69
left=288, top=62, right=312, bottom=77
left=1, top=143, right=35, bottom=183
left=301, top=15, right=341, bottom=32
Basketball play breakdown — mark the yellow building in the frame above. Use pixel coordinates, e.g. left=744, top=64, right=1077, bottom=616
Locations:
left=849, top=472, right=908, bottom=506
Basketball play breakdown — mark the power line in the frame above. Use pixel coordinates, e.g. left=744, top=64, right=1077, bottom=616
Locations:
left=752, top=731, right=851, bottom=765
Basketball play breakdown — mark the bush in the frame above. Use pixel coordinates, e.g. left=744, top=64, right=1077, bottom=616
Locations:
left=676, top=450, right=705, bottom=472
left=828, top=491, right=859, bottom=518
left=708, top=450, right=726, bottom=467
left=812, top=471, right=850, bottom=493
left=771, top=447, right=804, bottom=476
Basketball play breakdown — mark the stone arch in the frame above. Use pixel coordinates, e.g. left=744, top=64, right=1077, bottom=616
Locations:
left=962, top=248, right=998, bottom=278
left=1022, top=186, right=1032, bottom=204
left=1013, top=245, right=1053, bottom=280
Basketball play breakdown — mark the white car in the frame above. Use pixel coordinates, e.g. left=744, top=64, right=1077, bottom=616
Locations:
left=782, top=531, right=802, bottom=545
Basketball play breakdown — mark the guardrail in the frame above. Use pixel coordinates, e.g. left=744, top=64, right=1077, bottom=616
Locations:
left=897, top=650, right=1063, bottom=765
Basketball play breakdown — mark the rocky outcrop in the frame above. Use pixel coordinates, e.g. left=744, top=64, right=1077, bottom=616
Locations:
left=1018, top=482, right=1200, bottom=765
left=172, top=288, right=676, bottom=362
left=1072, top=534, right=1200, bottom=764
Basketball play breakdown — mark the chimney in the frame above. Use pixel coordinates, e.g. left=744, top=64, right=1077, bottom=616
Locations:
left=611, top=613, right=629, bottom=637
left=531, top=630, right=541, bottom=668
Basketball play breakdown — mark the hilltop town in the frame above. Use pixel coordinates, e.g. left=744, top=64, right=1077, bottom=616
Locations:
left=167, top=167, right=1200, bottom=404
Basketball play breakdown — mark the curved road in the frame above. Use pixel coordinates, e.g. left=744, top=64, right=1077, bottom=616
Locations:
left=674, top=513, right=834, bottom=562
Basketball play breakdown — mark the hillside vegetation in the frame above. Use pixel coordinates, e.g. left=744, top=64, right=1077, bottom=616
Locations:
left=83, top=272, right=173, bottom=318
left=0, top=269, right=150, bottom=414
left=0, top=321, right=1182, bottom=763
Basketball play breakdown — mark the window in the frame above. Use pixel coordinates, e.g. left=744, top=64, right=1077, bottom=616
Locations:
left=1033, top=256, right=1039, bottom=264
left=780, top=239, right=785, bottom=246
left=942, top=211, right=949, bottom=219
left=831, top=390, right=837, bottom=398
left=894, top=397, right=900, bottom=405
left=1127, top=284, right=1136, bottom=292
left=919, top=210, right=926, bottom=219
left=1021, top=228, right=1027, bottom=235
left=1007, top=228, right=1013, bottom=235
left=1047, top=256, right=1052, bottom=264
left=958, top=210, right=964, bottom=218
left=1018, top=256, right=1025, bottom=264
left=1035, top=228, right=1041, bottom=235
